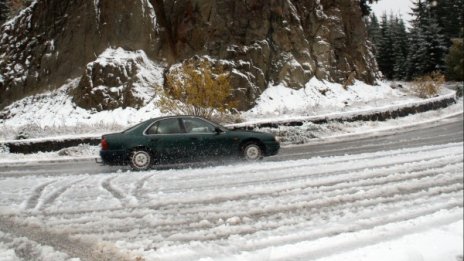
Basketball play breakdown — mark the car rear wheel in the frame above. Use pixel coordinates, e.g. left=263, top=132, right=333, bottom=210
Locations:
left=129, top=150, right=153, bottom=171
left=242, top=142, right=263, bottom=161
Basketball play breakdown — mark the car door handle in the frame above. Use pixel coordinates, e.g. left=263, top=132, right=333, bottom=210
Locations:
left=150, top=138, right=157, bottom=142
left=189, top=137, right=199, bottom=141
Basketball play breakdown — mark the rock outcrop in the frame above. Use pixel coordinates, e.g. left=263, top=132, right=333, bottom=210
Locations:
left=0, top=0, right=158, bottom=109
left=0, top=0, right=379, bottom=111
left=72, top=48, right=163, bottom=111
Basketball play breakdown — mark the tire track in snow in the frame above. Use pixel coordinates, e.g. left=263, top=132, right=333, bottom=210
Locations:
left=102, top=176, right=125, bottom=203
left=239, top=204, right=463, bottom=259
left=72, top=185, right=462, bottom=247
left=38, top=178, right=85, bottom=210
left=148, top=161, right=463, bottom=219
left=24, top=181, right=55, bottom=210
left=45, top=161, right=462, bottom=232
left=163, top=199, right=463, bottom=249
left=131, top=156, right=463, bottom=213
left=9, top=153, right=461, bottom=259
left=148, top=142, right=463, bottom=188
left=101, top=176, right=136, bottom=207
left=164, top=186, right=461, bottom=243
left=157, top=153, right=462, bottom=195
left=32, top=151, right=462, bottom=221
left=154, top=143, right=459, bottom=185
left=131, top=173, right=156, bottom=201
left=50, top=167, right=462, bottom=237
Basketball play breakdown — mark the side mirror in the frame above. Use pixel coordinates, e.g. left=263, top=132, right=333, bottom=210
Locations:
left=215, top=127, right=224, bottom=134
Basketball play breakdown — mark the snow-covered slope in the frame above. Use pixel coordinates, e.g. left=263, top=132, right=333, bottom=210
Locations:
left=0, top=80, right=434, bottom=125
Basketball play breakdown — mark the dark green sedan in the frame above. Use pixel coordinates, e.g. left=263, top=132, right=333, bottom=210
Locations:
left=100, top=116, right=280, bottom=170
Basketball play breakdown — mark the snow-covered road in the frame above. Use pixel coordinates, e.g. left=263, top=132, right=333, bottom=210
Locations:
left=0, top=143, right=462, bottom=260
left=0, top=115, right=462, bottom=261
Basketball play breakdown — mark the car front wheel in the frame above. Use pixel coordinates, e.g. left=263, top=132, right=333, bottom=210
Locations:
left=129, top=150, right=153, bottom=171
left=242, top=142, right=263, bottom=161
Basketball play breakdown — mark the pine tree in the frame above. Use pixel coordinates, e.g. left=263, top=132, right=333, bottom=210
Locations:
left=367, top=13, right=381, bottom=48
left=391, top=17, right=409, bottom=79
left=405, top=0, right=447, bottom=79
left=445, top=38, right=464, bottom=81
left=428, top=0, right=464, bottom=40
left=0, top=0, right=9, bottom=24
left=360, top=0, right=379, bottom=16
left=377, top=14, right=395, bottom=79
left=406, top=25, right=428, bottom=79
left=422, top=17, right=448, bottom=72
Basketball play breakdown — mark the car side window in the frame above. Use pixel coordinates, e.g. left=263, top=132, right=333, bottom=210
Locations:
left=182, top=118, right=215, bottom=134
left=147, top=118, right=183, bottom=135
left=145, top=122, right=159, bottom=135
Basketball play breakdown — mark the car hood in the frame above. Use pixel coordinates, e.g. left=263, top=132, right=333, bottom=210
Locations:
left=228, top=129, right=276, bottom=139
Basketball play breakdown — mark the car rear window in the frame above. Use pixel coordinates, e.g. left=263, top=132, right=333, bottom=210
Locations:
left=122, top=120, right=151, bottom=134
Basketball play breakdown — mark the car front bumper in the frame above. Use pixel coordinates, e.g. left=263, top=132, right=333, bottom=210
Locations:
left=264, top=141, right=280, bottom=156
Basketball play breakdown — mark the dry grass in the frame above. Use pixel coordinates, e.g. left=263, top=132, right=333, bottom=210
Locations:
left=411, top=71, right=445, bottom=98
left=156, top=58, right=239, bottom=121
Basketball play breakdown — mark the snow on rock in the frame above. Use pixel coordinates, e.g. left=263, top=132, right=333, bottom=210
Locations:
left=72, top=47, right=164, bottom=111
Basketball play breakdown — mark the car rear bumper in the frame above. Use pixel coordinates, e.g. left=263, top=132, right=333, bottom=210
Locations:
left=100, top=150, right=128, bottom=165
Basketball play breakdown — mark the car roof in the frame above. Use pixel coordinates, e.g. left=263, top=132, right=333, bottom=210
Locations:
left=150, top=115, right=208, bottom=121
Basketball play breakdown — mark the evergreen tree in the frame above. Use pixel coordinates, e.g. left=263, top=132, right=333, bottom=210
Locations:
left=445, top=38, right=464, bottom=81
left=391, top=17, right=409, bottom=79
left=428, top=0, right=464, bottom=40
left=422, top=17, right=448, bottom=72
left=369, top=13, right=410, bottom=80
left=377, top=14, right=395, bottom=79
left=367, top=13, right=381, bottom=48
left=0, top=0, right=9, bottom=24
left=405, top=25, right=428, bottom=79
left=405, top=0, right=447, bottom=79
left=360, top=0, right=379, bottom=16
left=368, top=0, right=459, bottom=80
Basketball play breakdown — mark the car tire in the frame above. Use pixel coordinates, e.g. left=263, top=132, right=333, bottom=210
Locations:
left=242, top=142, right=263, bottom=161
left=129, top=149, right=153, bottom=171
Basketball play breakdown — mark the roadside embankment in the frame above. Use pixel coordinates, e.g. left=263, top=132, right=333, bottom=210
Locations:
left=1, top=93, right=457, bottom=154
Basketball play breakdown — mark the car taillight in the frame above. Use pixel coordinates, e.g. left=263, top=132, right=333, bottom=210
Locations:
left=101, top=137, right=109, bottom=151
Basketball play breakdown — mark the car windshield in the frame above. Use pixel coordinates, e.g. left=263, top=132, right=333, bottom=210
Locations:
left=196, top=117, right=228, bottom=132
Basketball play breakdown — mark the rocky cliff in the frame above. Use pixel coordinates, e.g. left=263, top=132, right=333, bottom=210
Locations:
left=0, top=0, right=379, bottom=111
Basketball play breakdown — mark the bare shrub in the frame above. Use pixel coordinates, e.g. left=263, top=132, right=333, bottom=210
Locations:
left=156, top=58, right=239, bottom=122
left=411, top=71, right=445, bottom=98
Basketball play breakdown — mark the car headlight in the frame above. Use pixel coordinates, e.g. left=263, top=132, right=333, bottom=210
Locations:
left=274, top=136, right=282, bottom=143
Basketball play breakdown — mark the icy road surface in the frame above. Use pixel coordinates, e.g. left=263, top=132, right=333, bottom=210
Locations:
left=0, top=114, right=462, bottom=261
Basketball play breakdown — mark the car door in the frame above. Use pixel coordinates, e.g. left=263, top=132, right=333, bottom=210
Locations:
left=180, top=117, right=234, bottom=158
left=145, top=118, right=191, bottom=163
